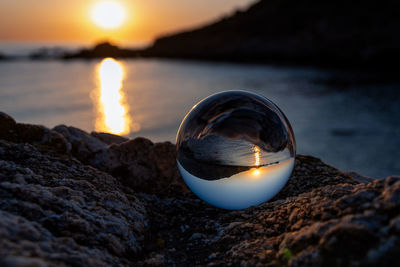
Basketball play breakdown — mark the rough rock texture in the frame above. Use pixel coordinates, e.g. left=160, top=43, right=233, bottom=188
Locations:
left=53, top=125, right=183, bottom=195
left=139, top=177, right=400, bottom=266
left=0, top=112, right=69, bottom=153
left=0, top=140, right=147, bottom=266
left=1, top=112, right=399, bottom=266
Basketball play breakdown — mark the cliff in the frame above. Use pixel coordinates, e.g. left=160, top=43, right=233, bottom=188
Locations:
left=141, top=0, right=400, bottom=69
left=0, top=111, right=399, bottom=266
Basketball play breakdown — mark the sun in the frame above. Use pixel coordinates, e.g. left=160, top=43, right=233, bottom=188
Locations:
left=91, top=1, right=126, bottom=30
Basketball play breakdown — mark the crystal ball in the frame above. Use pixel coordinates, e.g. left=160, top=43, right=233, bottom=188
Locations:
left=176, top=91, right=296, bottom=210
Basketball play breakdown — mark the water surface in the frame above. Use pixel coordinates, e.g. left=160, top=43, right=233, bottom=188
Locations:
left=0, top=59, right=398, bottom=177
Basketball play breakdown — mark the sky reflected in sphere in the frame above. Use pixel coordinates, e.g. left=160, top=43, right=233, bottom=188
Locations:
left=176, top=91, right=296, bottom=210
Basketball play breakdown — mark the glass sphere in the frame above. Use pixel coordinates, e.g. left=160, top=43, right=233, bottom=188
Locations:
left=176, top=91, right=296, bottom=210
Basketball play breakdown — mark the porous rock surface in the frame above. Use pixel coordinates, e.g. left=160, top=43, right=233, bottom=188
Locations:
left=0, top=141, right=146, bottom=266
left=0, top=112, right=399, bottom=266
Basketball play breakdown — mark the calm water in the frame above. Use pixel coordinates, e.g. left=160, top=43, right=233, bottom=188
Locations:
left=0, top=59, right=399, bottom=178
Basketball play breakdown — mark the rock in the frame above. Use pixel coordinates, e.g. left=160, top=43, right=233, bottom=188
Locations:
left=139, top=177, right=400, bottom=266
left=0, top=139, right=147, bottom=266
left=91, top=131, right=129, bottom=145
left=106, top=138, right=185, bottom=194
left=346, top=170, right=375, bottom=183
left=0, top=111, right=16, bottom=133
left=273, top=155, right=357, bottom=200
left=0, top=111, right=69, bottom=153
left=53, top=124, right=185, bottom=195
left=53, top=125, right=108, bottom=163
left=0, top=111, right=399, bottom=266
left=0, top=256, right=48, bottom=267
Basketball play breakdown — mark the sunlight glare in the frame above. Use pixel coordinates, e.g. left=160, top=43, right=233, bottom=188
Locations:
left=91, top=1, right=126, bottom=30
left=94, top=58, right=131, bottom=135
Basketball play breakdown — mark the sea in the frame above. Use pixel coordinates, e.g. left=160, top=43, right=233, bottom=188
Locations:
left=0, top=42, right=399, bottom=178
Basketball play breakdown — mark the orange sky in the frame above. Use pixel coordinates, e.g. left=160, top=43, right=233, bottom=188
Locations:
left=0, top=0, right=255, bottom=46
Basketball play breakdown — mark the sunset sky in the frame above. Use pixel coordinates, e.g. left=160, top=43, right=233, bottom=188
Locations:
left=0, top=0, right=256, bottom=46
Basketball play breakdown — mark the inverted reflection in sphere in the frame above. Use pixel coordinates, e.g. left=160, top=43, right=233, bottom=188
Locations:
left=176, top=91, right=296, bottom=210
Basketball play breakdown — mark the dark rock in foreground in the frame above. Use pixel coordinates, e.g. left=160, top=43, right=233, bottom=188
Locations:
left=0, top=111, right=399, bottom=266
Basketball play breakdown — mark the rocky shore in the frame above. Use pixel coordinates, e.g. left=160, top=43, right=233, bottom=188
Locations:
left=0, top=111, right=399, bottom=266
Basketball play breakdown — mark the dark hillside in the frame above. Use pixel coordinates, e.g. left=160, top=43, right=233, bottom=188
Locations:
left=142, top=0, right=400, bottom=69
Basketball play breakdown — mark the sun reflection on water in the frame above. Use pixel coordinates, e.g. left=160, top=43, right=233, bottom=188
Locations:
left=254, top=145, right=260, bottom=166
left=94, top=58, right=133, bottom=135
left=252, top=145, right=261, bottom=176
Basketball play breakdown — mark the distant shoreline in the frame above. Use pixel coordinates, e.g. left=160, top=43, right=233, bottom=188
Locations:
left=0, top=41, right=398, bottom=77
